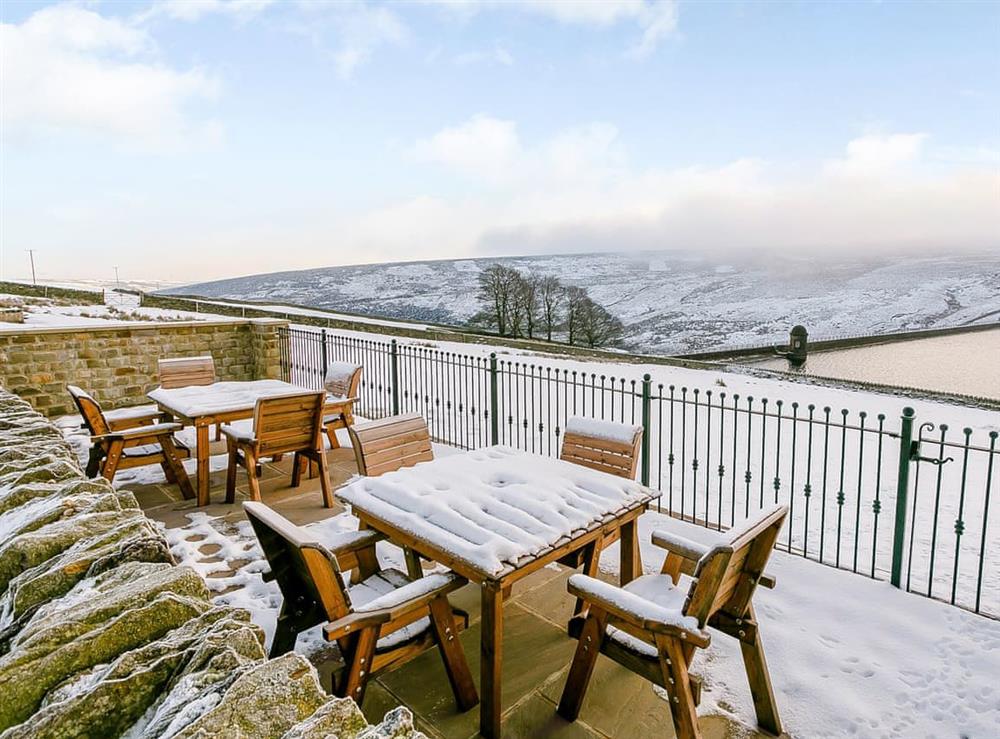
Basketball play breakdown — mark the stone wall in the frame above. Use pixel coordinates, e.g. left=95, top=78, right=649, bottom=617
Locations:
left=0, top=319, right=289, bottom=417
left=0, top=280, right=104, bottom=304
left=0, top=388, right=424, bottom=738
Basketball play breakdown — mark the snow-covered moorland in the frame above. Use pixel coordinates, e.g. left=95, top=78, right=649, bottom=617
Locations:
left=167, top=250, right=1000, bottom=355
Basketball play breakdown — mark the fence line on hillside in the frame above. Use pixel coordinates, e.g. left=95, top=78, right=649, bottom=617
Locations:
left=278, top=325, right=999, bottom=619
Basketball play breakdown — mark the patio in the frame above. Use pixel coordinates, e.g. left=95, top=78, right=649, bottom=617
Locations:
left=119, top=438, right=761, bottom=739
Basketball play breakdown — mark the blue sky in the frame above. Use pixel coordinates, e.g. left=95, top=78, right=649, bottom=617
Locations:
left=2, top=0, right=998, bottom=284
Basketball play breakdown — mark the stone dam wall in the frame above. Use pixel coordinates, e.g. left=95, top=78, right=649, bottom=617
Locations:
left=0, top=388, right=424, bottom=739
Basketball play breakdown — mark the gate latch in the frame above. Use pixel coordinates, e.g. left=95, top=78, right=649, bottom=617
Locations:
left=909, top=441, right=954, bottom=466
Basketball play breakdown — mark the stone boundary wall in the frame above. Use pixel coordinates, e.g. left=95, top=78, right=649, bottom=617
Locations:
left=0, top=280, right=105, bottom=304
left=0, top=319, right=288, bottom=417
left=682, top=321, right=1000, bottom=361
left=0, top=389, right=424, bottom=738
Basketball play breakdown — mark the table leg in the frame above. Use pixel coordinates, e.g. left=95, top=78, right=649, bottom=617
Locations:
left=196, top=423, right=210, bottom=506
left=480, top=582, right=503, bottom=738
left=620, top=519, right=642, bottom=585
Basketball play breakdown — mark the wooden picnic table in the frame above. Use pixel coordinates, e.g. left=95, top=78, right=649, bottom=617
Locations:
left=337, top=446, right=659, bottom=738
left=149, top=379, right=354, bottom=506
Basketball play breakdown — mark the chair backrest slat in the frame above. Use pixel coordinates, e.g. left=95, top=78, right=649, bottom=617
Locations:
left=349, top=413, right=433, bottom=476
left=560, top=417, right=643, bottom=480
left=67, top=385, right=110, bottom=437
left=158, top=356, right=216, bottom=389
left=253, top=391, right=326, bottom=456
left=683, top=505, right=787, bottom=626
left=325, top=362, right=363, bottom=399
left=243, top=501, right=351, bottom=620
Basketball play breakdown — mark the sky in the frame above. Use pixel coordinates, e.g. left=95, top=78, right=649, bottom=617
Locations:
left=1, top=0, right=998, bottom=285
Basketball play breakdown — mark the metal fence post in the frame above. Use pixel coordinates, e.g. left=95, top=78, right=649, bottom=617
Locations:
left=641, top=373, right=652, bottom=486
left=489, top=353, right=499, bottom=445
left=890, top=406, right=916, bottom=587
left=321, top=329, right=328, bottom=385
left=390, top=339, right=400, bottom=415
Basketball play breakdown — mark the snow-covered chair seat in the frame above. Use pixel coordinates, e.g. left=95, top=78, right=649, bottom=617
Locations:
left=558, top=505, right=788, bottom=739
left=243, top=501, right=478, bottom=711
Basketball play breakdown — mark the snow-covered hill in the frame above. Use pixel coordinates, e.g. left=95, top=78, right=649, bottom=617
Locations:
left=167, top=251, right=1000, bottom=355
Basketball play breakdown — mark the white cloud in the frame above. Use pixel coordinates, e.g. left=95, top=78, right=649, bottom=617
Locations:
left=824, top=133, right=928, bottom=178
left=427, top=0, right=679, bottom=55
left=336, top=119, right=1000, bottom=265
left=1, top=3, right=220, bottom=150
left=410, top=115, right=522, bottom=181
left=143, top=0, right=274, bottom=23
left=288, top=1, right=407, bottom=79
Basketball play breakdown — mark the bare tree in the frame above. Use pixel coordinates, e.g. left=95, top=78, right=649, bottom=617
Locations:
left=577, top=296, right=625, bottom=348
left=476, top=264, right=519, bottom=336
left=537, top=275, right=563, bottom=341
left=516, top=274, right=540, bottom=339
left=564, top=286, right=589, bottom=345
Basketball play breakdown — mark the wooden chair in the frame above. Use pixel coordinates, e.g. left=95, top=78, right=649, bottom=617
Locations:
left=243, top=501, right=479, bottom=711
left=349, top=413, right=434, bottom=579
left=222, top=391, right=333, bottom=507
left=159, top=355, right=220, bottom=439
left=558, top=417, right=644, bottom=575
left=67, top=385, right=194, bottom=499
left=348, top=413, right=433, bottom=477
left=322, top=361, right=362, bottom=449
left=158, top=355, right=216, bottom=388
left=560, top=416, right=643, bottom=480
left=558, top=505, right=788, bottom=739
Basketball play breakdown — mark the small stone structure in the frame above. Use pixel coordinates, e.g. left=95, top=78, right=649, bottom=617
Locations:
left=0, top=309, right=23, bottom=324
left=0, top=388, right=425, bottom=738
left=0, top=319, right=288, bottom=417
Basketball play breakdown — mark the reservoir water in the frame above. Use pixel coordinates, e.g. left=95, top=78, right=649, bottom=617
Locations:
left=746, top=327, right=1000, bottom=400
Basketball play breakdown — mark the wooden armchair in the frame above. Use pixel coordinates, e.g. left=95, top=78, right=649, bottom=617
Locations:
left=243, top=501, right=478, bottom=710
left=322, top=361, right=362, bottom=449
left=348, top=413, right=433, bottom=476
left=558, top=417, right=644, bottom=574
left=67, top=385, right=194, bottom=499
left=558, top=505, right=788, bottom=739
left=222, top=391, right=333, bottom=507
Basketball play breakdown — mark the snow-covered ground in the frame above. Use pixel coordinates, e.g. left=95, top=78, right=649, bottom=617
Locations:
left=0, top=291, right=218, bottom=331
left=76, top=448, right=999, bottom=739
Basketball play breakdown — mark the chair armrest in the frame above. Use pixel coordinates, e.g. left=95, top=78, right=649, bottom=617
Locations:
left=323, top=572, right=467, bottom=642
left=567, top=574, right=711, bottom=648
left=650, top=530, right=710, bottom=563
left=325, top=528, right=384, bottom=555
left=92, top=422, right=183, bottom=442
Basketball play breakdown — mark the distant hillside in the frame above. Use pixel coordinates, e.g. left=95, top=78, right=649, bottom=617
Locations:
left=166, top=251, right=1000, bottom=355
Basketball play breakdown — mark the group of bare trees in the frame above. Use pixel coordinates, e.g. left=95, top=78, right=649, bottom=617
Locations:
left=473, top=264, right=624, bottom=348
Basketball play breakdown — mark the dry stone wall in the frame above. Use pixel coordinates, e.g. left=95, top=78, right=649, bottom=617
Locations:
left=0, top=388, right=425, bottom=739
left=0, top=319, right=288, bottom=417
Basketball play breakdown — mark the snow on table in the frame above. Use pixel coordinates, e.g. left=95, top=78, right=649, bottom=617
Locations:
left=148, top=380, right=314, bottom=418
left=337, top=445, right=657, bottom=579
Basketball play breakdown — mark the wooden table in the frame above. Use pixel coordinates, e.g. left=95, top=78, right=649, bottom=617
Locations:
left=337, top=446, right=659, bottom=738
left=149, top=379, right=352, bottom=505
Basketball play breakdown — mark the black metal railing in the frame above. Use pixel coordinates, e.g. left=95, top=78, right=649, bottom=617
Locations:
left=278, top=326, right=999, bottom=619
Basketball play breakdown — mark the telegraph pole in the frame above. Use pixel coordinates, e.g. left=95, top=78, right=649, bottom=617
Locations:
left=26, top=250, right=37, bottom=285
